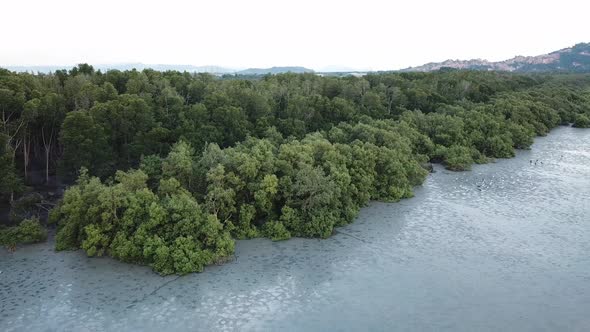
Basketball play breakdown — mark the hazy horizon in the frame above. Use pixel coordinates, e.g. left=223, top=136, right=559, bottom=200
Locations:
left=2, top=0, right=589, bottom=71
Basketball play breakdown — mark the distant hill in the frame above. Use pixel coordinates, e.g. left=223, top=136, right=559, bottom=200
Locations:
left=236, top=66, right=314, bottom=75
left=4, top=63, right=315, bottom=75
left=4, top=65, right=71, bottom=73
left=4, top=63, right=235, bottom=74
left=319, top=65, right=362, bottom=73
left=401, top=43, right=590, bottom=73
left=5, top=43, right=590, bottom=75
left=99, top=63, right=235, bottom=73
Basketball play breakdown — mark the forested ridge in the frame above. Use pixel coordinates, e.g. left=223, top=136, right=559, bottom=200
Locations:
left=1, top=65, right=589, bottom=274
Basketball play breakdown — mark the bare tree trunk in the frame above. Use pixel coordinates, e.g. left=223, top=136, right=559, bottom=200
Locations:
left=42, top=126, right=54, bottom=184
left=23, top=134, right=30, bottom=182
left=12, top=138, right=22, bottom=164
left=45, top=148, right=50, bottom=183
left=387, top=96, right=394, bottom=115
left=2, top=109, right=25, bottom=161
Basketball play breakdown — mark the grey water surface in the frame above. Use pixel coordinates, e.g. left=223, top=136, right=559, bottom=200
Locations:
left=1, top=126, right=589, bottom=332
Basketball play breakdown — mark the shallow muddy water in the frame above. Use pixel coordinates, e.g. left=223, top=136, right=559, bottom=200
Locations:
left=1, top=126, right=589, bottom=331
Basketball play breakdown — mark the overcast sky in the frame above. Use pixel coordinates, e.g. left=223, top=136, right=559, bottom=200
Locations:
left=2, top=0, right=589, bottom=71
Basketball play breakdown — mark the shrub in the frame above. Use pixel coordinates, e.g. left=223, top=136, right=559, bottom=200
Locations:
left=10, top=193, right=43, bottom=223
left=0, top=217, right=47, bottom=247
left=444, top=145, right=474, bottom=171
left=52, top=169, right=234, bottom=275
left=573, top=114, right=590, bottom=128
left=262, top=221, right=291, bottom=241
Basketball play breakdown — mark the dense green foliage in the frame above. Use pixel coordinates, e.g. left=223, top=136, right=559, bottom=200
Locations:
left=0, top=217, right=47, bottom=247
left=573, top=113, right=590, bottom=128
left=0, top=134, right=22, bottom=200
left=1, top=65, right=589, bottom=273
left=9, top=192, right=44, bottom=223
left=49, top=169, right=233, bottom=274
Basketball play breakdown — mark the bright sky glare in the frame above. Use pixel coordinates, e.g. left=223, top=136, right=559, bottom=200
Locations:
left=2, top=0, right=589, bottom=71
